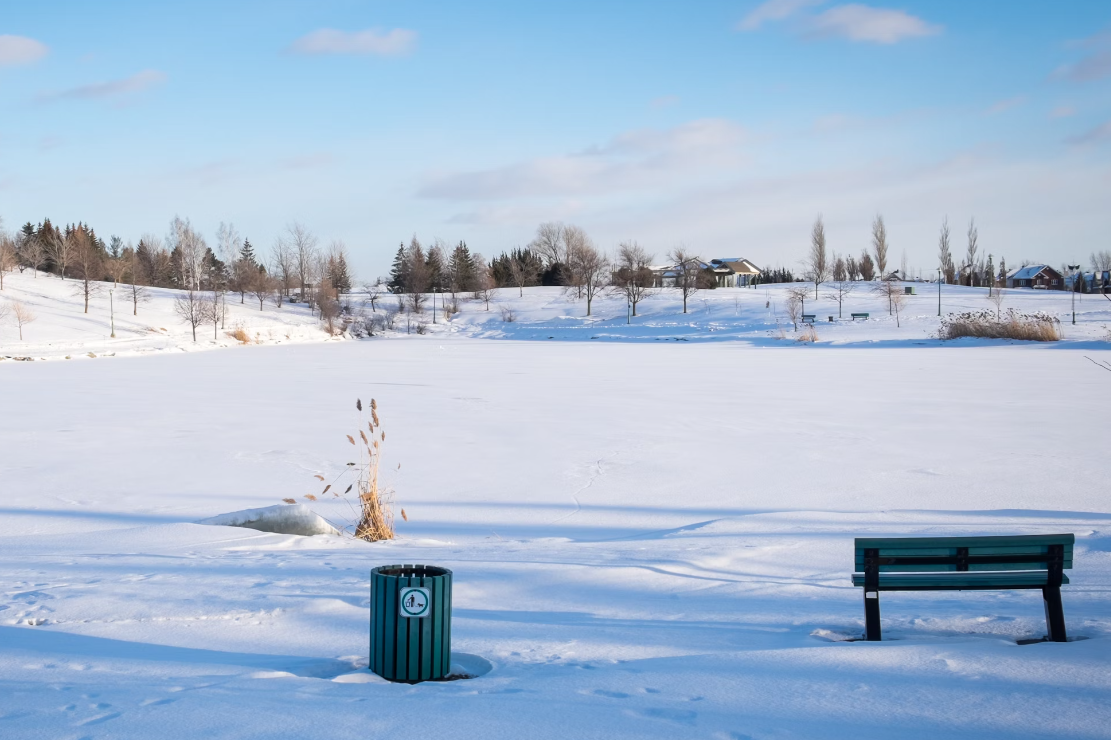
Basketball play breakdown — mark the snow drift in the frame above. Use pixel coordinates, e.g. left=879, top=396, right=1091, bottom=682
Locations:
left=197, top=504, right=339, bottom=536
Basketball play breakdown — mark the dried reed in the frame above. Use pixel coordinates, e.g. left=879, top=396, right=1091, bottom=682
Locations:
left=940, top=309, right=1061, bottom=341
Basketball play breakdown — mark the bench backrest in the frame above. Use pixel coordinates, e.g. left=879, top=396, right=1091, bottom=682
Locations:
left=854, top=534, right=1073, bottom=573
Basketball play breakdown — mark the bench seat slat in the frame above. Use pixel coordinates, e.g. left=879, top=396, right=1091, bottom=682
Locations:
left=852, top=572, right=1069, bottom=590
left=855, top=534, right=1074, bottom=550
left=853, top=562, right=1072, bottom=573
left=856, top=545, right=1073, bottom=558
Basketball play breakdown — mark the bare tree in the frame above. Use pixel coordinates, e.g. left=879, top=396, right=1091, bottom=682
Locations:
left=1092, top=250, right=1111, bottom=272
left=104, top=253, right=129, bottom=287
left=987, top=285, right=1005, bottom=319
left=175, top=289, right=206, bottom=341
left=169, top=216, right=206, bottom=290
left=251, top=269, right=275, bottom=310
left=808, top=215, right=829, bottom=298
left=507, top=251, right=536, bottom=298
left=19, top=232, right=47, bottom=278
left=611, top=241, right=654, bottom=317
left=832, top=253, right=847, bottom=282
left=202, top=290, right=225, bottom=339
left=872, top=279, right=905, bottom=322
left=69, top=228, right=102, bottom=313
left=0, top=234, right=15, bottom=289
left=578, top=242, right=610, bottom=316
left=785, top=284, right=810, bottom=329
left=784, top=290, right=802, bottom=331
left=46, top=228, right=72, bottom=279
left=529, top=222, right=565, bottom=269
left=938, top=217, right=955, bottom=284
left=271, top=237, right=296, bottom=302
left=475, top=259, right=496, bottom=311
left=13, top=301, right=36, bottom=340
left=965, top=217, right=979, bottom=287
left=825, top=278, right=856, bottom=319
left=287, top=222, right=319, bottom=300
left=668, top=247, right=704, bottom=314
left=871, top=214, right=889, bottom=280
left=126, top=246, right=150, bottom=315
left=215, top=222, right=241, bottom=267
left=363, top=280, right=384, bottom=312
left=0, top=299, right=9, bottom=326
left=563, top=224, right=591, bottom=297
left=889, top=285, right=908, bottom=327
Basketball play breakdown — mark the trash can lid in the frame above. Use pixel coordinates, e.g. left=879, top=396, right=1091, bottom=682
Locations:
left=375, top=564, right=451, bottom=578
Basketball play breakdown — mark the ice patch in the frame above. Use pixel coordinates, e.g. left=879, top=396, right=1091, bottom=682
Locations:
left=197, top=504, right=339, bottom=537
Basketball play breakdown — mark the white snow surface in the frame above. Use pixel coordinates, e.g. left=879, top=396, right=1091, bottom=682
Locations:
left=2, top=273, right=1111, bottom=738
left=197, top=504, right=340, bottom=536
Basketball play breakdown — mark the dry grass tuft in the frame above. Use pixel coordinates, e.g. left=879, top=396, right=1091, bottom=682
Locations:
left=797, top=325, right=819, bottom=343
left=282, top=498, right=296, bottom=504
left=940, top=309, right=1061, bottom=341
left=226, top=324, right=252, bottom=344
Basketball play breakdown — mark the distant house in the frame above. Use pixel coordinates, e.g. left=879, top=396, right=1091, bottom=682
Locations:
left=1065, top=270, right=1111, bottom=293
left=708, top=258, right=761, bottom=287
left=648, top=260, right=709, bottom=288
left=1006, top=265, right=1064, bottom=290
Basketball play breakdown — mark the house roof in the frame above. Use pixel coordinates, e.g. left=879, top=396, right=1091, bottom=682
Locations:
left=1009, top=265, right=1054, bottom=280
left=709, top=258, right=761, bottom=274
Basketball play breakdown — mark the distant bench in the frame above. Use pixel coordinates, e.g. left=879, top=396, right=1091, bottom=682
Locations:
left=801, top=314, right=816, bottom=324
left=850, top=313, right=869, bottom=320
left=852, top=534, right=1074, bottom=642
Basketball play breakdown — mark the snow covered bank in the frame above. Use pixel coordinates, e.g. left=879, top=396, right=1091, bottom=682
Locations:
left=197, top=504, right=340, bottom=536
left=2, top=340, right=1110, bottom=737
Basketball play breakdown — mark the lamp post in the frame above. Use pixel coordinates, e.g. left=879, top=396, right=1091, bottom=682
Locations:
left=109, top=288, right=116, bottom=338
left=1068, top=264, right=1081, bottom=325
left=937, top=267, right=942, bottom=317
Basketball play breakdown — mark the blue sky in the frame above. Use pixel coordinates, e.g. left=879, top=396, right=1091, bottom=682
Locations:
left=1, top=1, right=1109, bottom=277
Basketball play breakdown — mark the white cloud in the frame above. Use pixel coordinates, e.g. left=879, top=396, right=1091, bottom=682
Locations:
left=38, top=70, right=166, bottom=103
left=1054, top=28, right=1111, bottom=82
left=1049, top=106, right=1076, bottom=119
left=289, top=28, right=417, bottom=57
left=808, top=4, right=941, bottom=44
left=0, top=34, right=48, bottom=66
left=1067, top=120, right=1111, bottom=146
left=738, top=0, right=824, bottom=31
left=419, top=119, right=747, bottom=201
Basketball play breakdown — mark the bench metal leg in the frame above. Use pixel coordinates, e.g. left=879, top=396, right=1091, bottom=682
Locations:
left=1042, top=586, right=1067, bottom=642
left=864, top=590, right=881, bottom=641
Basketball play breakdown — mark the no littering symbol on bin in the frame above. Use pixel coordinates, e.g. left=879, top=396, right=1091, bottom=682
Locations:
left=399, top=587, right=430, bottom=618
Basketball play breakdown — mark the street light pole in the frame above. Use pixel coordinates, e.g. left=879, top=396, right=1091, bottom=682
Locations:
left=109, top=288, right=116, bottom=338
left=1068, top=264, right=1081, bottom=325
left=937, top=267, right=942, bottom=317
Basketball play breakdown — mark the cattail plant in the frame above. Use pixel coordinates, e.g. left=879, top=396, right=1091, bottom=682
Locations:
left=289, top=398, right=396, bottom=541
left=351, top=397, right=394, bottom=541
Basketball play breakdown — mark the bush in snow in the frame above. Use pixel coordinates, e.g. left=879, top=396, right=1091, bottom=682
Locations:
left=940, top=309, right=1060, bottom=342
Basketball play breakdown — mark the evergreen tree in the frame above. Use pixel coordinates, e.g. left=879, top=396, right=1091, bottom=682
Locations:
left=240, top=238, right=257, bottom=267
left=426, top=242, right=445, bottom=291
left=328, top=252, right=352, bottom=293
left=109, top=235, right=124, bottom=259
left=388, top=243, right=407, bottom=293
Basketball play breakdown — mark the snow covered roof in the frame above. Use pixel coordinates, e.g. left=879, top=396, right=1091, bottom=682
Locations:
left=1009, top=265, right=1052, bottom=280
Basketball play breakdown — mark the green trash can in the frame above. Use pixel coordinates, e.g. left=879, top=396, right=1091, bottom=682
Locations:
left=369, top=564, right=453, bottom=683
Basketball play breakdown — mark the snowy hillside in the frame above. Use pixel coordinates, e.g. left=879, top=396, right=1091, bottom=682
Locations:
left=0, top=270, right=332, bottom=360
left=3, top=268, right=1110, bottom=362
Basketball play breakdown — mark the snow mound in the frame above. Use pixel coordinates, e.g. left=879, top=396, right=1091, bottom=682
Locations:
left=197, top=504, right=339, bottom=536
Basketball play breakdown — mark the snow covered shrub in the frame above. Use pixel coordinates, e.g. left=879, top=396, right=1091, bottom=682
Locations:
left=415, top=322, right=429, bottom=335
left=939, top=309, right=1060, bottom=341
left=500, top=306, right=516, bottom=323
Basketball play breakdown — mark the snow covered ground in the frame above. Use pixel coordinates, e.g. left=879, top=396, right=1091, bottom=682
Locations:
left=2, top=268, right=1110, bottom=362
left=2, top=272, right=1111, bottom=738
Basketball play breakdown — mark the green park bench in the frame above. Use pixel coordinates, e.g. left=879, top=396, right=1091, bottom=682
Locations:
left=850, top=312, right=869, bottom=320
left=852, top=534, right=1074, bottom=642
left=801, top=314, right=816, bottom=323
